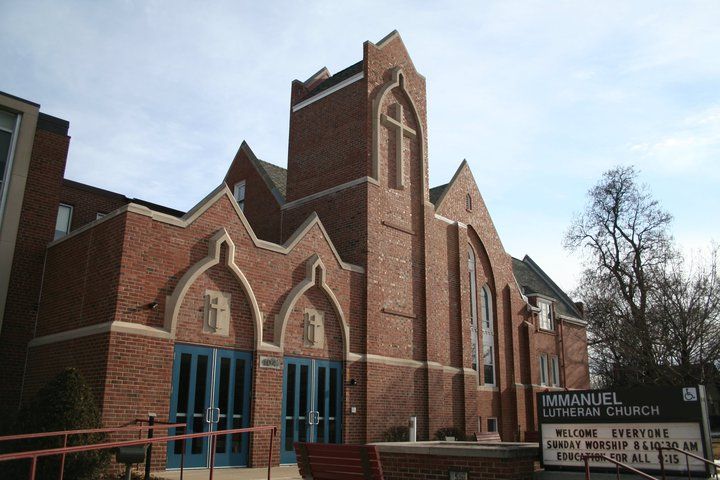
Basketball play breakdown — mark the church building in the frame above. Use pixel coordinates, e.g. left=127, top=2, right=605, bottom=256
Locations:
left=0, top=31, right=589, bottom=469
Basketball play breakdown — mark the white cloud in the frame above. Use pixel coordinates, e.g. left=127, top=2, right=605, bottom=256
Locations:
left=629, top=106, right=720, bottom=175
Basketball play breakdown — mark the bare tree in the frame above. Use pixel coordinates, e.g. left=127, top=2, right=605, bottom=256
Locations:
left=652, top=246, right=720, bottom=385
left=565, top=167, right=696, bottom=385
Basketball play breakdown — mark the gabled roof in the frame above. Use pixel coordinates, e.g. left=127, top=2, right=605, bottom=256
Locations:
left=512, top=255, right=583, bottom=319
left=236, top=142, right=287, bottom=205
left=255, top=158, right=287, bottom=198
left=306, top=60, right=363, bottom=97
left=429, top=159, right=468, bottom=209
left=429, top=184, right=448, bottom=206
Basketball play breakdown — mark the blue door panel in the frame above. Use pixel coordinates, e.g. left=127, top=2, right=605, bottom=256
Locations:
left=280, top=357, right=342, bottom=463
left=167, top=345, right=252, bottom=469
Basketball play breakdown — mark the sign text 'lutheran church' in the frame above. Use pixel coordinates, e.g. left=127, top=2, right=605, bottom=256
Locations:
left=538, top=386, right=714, bottom=477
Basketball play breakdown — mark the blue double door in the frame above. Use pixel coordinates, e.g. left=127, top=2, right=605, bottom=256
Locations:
left=280, top=357, right=343, bottom=463
left=167, top=344, right=252, bottom=468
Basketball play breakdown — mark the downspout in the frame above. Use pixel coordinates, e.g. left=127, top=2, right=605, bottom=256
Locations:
left=19, top=248, right=48, bottom=407
left=559, top=316, right=567, bottom=388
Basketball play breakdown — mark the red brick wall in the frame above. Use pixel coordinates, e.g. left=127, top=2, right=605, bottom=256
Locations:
left=61, top=181, right=127, bottom=231
left=281, top=184, right=368, bottom=267
left=224, top=148, right=282, bottom=243
left=284, top=287, right=344, bottom=359
left=103, top=332, right=173, bottom=470
left=36, top=214, right=126, bottom=336
left=562, top=322, right=590, bottom=389
left=0, top=127, right=69, bottom=410
left=286, top=79, right=367, bottom=202
left=175, top=249, right=256, bottom=351
left=378, top=450, right=535, bottom=480
left=365, top=363, right=428, bottom=441
left=23, top=333, right=110, bottom=407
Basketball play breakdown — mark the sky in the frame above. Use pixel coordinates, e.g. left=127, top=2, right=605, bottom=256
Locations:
left=2, top=0, right=719, bottom=293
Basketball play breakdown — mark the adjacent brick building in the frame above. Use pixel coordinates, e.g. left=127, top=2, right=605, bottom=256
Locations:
left=0, top=31, right=589, bottom=470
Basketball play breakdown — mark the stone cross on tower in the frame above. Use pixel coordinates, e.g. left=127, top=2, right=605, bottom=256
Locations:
left=381, top=102, right=416, bottom=189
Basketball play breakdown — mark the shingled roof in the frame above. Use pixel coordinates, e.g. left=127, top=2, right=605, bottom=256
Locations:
left=63, top=179, right=185, bottom=217
left=255, top=159, right=287, bottom=199
left=307, top=60, right=363, bottom=97
left=429, top=184, right=448, bottom=206
left=512, top=255, right=583, bottom=319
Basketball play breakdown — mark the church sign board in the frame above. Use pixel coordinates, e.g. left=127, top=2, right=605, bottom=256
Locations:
left=538, top=386, right=713, bottom=477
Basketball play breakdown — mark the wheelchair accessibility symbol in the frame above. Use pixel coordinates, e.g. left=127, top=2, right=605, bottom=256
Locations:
left=682, top=387, right=698, bottom=401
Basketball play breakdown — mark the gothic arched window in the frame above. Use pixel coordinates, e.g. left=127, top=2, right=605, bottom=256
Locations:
left=468, top=247, right=479, bottom=372
left=481, top=284, right=495, bottom=386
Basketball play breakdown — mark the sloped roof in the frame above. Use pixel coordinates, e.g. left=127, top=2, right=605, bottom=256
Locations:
left=429, top=183, right=448, bottom=206
left=512, top=255, right=583, bottom=319
left=307, top=61, right=363, bottom=97
left=63, top=179, right=185, bottom=217
left=255, top=159, right=287, bottom=198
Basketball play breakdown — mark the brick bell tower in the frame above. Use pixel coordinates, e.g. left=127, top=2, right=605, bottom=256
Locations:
left=282, top=31, right=434, bottom=440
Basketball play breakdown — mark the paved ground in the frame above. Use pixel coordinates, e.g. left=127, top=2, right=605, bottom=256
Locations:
left=155, top=465, right=301, bottom=480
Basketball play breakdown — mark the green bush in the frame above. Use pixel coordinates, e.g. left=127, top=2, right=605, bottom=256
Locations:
left=381, top=425, right=409, bottom=442
left=434, top=427, right=466, bottom=441
left=4, top=368, right=109, bottom=480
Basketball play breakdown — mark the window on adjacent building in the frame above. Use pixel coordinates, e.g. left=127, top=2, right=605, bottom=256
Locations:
left=538, top=299, right=554, bottom=331
left=539, top=354, right=549, bottom=386
left=0, top=109, right=20, bottom=223
left=468, top=247, right=479, bottom=372
left=551, top=355, right=561, bottom=387
left=487, top=417, right=498, bottom=432
left=233, top=180, right=246, bottom=211
left=466, top=193, right=472, bottom=211
left=481, top=284, right=495, bottom=386
left=54, top=204, right=73, bottom=240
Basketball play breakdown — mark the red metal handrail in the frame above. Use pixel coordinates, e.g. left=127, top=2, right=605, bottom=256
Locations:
left=582, top=453, right=659, bottom=480
left=657, top=446, right=718, bottom=480
left=0, top=425, right=277, bottom=480
left=0, top=421, right=185, bottom=443
left=0, top=420, right=186, bottom=480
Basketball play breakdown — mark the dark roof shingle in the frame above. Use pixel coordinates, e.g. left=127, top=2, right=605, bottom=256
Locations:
left=307, top=61, right=363, bottom=97
left=429, top=183, right=448, bottom=206
left=255, top=159, right=287, bottom=198
left=512, top=256, right=583, bottom=319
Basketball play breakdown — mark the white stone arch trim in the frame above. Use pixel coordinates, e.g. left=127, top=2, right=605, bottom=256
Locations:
left=274, top=254, right=350, bottom=359
left=466, top=224, right=499, bottom=296
left=371, top=67, right=427, bottom=198
left=164, top=228, right=264, bottom=349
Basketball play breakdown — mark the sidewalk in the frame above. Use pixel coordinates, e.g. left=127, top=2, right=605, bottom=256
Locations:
left=156, top=465, right=301, bottom=480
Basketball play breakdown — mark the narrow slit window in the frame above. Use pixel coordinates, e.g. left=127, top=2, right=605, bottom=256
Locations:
left=551, top=355, right=560, bottom=387
left=540, top=354, right=549, bottom=386
left=233, top=180, right=246, bottom=211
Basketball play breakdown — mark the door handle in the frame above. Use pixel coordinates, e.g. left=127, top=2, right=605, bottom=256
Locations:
left=307, top=411, right=315, bottom=425
left=205, top=407, right=213, bottom=423
left=213, top=408, right=220, bottom=424
left=313, top=410, right=320, bottom=425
